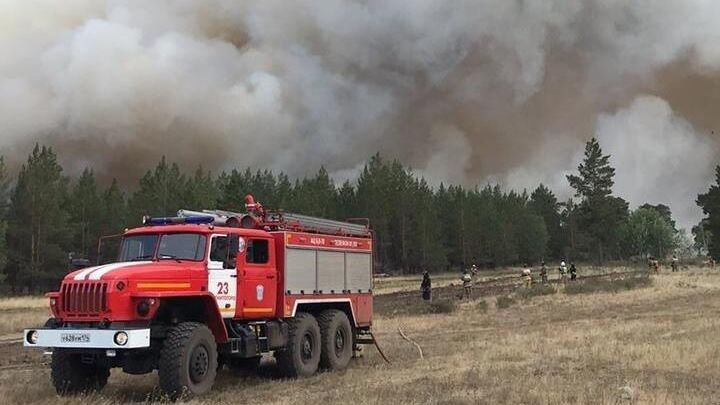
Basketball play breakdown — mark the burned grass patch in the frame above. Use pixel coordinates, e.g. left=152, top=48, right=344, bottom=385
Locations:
left=378, top=298, right=457, bottom=317
left=564, top=274, right=653, bottom=295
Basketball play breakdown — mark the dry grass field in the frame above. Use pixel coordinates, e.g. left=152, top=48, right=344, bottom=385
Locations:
left=0, top=296, right=52, bottom=338
left=2, top=268, right=720, bottom=404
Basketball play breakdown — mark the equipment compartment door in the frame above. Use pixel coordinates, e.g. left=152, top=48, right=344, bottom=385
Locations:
left=208, top=235, right=238, bottom=318
left=240, top=238, right=277, bottom=319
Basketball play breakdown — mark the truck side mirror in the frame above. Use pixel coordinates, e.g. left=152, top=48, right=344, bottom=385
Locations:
left=70, top=258, right=91, bottom=270
left=224, top=234, right=243, bottom=269
left=228, top=234, right=241, bottom=258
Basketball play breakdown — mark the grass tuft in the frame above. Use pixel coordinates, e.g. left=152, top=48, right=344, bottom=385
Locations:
left=496, top=295, right=516, bottom=309
left=475, top=299, right=489, bottom=313
left=516, top=284, right=557, bottom=300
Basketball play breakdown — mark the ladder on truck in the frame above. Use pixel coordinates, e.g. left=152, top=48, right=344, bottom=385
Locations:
left=177, top=195, right=370, bottom=237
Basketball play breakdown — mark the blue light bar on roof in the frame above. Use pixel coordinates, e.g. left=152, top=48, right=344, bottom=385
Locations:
left=144, top=215, right=214, bottom=226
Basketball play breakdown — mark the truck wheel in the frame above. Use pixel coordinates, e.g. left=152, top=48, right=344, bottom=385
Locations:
left=318, top=310, right=353, bottom=371
left=275, top=313, right=321, bottom=377
left=158, top=322, right=218, bottom=400
left=51, top=349, right=110, bottom=395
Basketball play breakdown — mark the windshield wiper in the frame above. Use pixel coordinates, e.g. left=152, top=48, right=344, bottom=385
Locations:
left=130, top=255, right=154, bottom=261
left=158, top=254, right=183, bottom=263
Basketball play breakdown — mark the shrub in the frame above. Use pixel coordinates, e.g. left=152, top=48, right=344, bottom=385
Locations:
left=516, top=284, right=557, bottom=301
left=565, top=274, right=653, bottom=295
left=475, top=299, right=489, bottom=313
left=424, top=299, right=456, bottom=314
left=496, top=295, right=515, bottom=309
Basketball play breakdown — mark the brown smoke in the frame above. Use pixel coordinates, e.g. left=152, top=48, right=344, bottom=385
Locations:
left=1, top=1, right=719, bottom=227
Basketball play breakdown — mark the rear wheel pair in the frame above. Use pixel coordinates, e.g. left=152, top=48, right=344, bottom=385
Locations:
left=275, top=310, right=353, bottom=377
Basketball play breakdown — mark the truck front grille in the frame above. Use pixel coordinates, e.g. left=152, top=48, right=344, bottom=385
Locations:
left=60, top=282, right=108, bottom=317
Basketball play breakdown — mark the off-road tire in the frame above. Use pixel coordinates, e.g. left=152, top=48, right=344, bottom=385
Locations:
left=275, top=313, right=321, bottom=378
left=318, top=310, right=353, bottom=371
left=51, top=349, right=110, bottom=395
left=158, top=322, right=218, bottom=400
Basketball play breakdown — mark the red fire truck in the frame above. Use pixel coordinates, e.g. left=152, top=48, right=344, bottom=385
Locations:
left=24, top=195, right=374, bottom=399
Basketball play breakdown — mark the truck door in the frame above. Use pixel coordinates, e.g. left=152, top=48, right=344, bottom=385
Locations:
left=207, top=234, right=238, bottom=318
left=239, top=238, right=277, bottom=319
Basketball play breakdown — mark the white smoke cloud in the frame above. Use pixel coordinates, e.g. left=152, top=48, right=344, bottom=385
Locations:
left=418, top=125, right=473, bottom=186
left=596, top=95, right=717, bottom=230
left=1, top=0, right=720, bottom=225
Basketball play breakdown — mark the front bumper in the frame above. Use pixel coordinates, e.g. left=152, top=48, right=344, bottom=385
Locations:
left=23, top=328, right=150, bottom=349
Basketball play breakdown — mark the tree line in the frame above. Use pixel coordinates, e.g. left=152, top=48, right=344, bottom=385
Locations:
left=0, top=139, right=704, bottom=293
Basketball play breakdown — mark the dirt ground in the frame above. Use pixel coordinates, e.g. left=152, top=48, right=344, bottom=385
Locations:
left=2, top=268, right=719, bottom=404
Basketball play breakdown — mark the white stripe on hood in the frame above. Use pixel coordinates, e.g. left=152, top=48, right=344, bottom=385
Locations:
left=73, top=265, right=103, bottom=280
left=87, top=261, right=153, bottom=280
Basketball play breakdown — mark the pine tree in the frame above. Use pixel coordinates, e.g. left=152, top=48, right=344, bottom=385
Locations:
left=216, top=168, right=253, bottom=212
left=68, top=168, right=103, bottom=259
left=128, top=157, right=187, bottom=222
left=567, top=138, right=629, bottom=262
left=6, top=144, right=69, bottom=292
left=184, top=166, right=220, bottom=210
left=335, top=180, right=357, bottom=220
left=517, top=212, right=549, bottom=264
left=691, top=219, right=711, bottom=256
left=567, top=138, right=615, bottom=200
left=356, top=154, right=395, bottom=271
left=291, top=167, right=338, bottom=218
left=696, top=166, right=720, bottom=259
left=529, top=184, right=562, bottom=259
left=0, top=157, right=9, bottom=282
left=406, top=178, right=447, bottom=272
left=96, top=179, right=127, bottom=264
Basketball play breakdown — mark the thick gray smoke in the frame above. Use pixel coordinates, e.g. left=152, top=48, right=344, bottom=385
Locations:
left=1, top=1, right=719, bottom=228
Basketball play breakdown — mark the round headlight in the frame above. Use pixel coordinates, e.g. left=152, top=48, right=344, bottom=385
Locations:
left=114, top=331, right=129, bottom=346
left=27, top=330, right=39, bottom=344
left=49, top=298, right=57, bottom=306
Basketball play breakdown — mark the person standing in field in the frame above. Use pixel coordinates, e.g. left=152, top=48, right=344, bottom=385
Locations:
left=460, top=265, right=477, bottom=299
left=420, top=271, right=432, bottom=301
left=671, top=255, right=679, bottom=272
left=648, top=257, right=660, bottom=273
left=522, top=266, right=532, bottom=288
left=539, top=261, right=548, bottom=284
left=569, top=263, right=577, bottom=281
left=558, top=261, right=568, bottom=283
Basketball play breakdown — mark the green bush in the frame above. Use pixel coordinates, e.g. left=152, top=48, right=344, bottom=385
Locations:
left=564, top=275, right=653, bottom=295
left=496, top=295, right=515, bottom=309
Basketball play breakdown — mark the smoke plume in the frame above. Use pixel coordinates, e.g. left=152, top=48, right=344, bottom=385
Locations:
left=1, top=1, right=719, bottom=228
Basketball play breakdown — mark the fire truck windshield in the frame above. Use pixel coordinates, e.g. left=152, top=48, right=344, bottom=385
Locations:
left=119, top=233, right=207, bottom=262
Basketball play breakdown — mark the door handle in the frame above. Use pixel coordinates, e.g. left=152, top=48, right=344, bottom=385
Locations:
left=266, top=274, right=276, bottom=279
left=230, top=274, right=237, bottom=278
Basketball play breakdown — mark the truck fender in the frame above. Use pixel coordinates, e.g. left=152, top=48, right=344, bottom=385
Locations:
left=132, top=292, right=229, bottom=343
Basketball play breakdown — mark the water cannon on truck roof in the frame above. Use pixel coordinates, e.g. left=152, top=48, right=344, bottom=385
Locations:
left=24, top=194, right=375, bottom=399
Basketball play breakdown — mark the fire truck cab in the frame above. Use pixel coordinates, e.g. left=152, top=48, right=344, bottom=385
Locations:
left=24, top=195, right=373, bottom=399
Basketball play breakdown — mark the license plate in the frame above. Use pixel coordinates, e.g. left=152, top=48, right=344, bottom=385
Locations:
left=60, top=333, right=91, bottom=343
